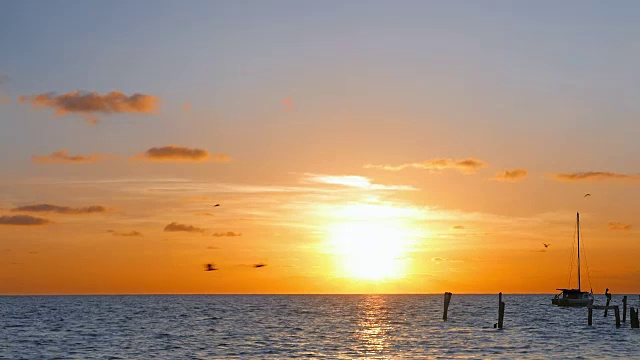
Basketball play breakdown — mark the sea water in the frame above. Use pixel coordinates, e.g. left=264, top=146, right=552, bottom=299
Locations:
left=2, top=294, right=639, bottom=359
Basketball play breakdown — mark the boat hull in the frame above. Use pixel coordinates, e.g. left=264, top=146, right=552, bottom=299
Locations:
left=551, top=297, right=593, bottom=307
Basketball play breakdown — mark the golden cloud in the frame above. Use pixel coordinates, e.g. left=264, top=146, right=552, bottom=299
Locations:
left=554, top=172, right=638, bottom=182
left=0, top=215, right=50, bottom=226
left=608, top=222, right=632, bottom=231
left=365, top=158, right=486, bottom=174
left=138, top=146, right=231, bottom=162
left=492, top=169, right=528, bottom=182
left=107, top=230, right=143, bottom=237
left=18, top=91, right=159, bottom=124
left=164, top=222, right=205, bottom=233
left=32, top=150, right=105, bottom=164
left=452, top=225, right=465, bottom=229
left=12, top=204, right=107, bottom=214
left=212, top=231, right=242, bottom=237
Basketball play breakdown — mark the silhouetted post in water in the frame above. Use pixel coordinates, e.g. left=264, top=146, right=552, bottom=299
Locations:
left=614, top=306, right=621, bottom=328
left=630, top=307, right=639, bottom=328
left=443, top=292, right=452, bottom=321
left=493, top=292, right=505, bottom=329
left=623, top=296, right=627, bottom=323
left=604, top=298, right=611, bottom=317
left=588, top=307, right=593, bottom=326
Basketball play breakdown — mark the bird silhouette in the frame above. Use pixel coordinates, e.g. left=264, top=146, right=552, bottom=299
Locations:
left=543, top=243, right=551, bottom=248
left=204, top=263, right=219, bottom=271
left=584, top=193, right=591, bottom=198
left=213, top=204, right=220, bottom=207
left=253, top=263, right=267, bottom=268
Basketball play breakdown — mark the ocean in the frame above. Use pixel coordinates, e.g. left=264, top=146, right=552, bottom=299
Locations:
left=2, top=294, right=639, bottom=359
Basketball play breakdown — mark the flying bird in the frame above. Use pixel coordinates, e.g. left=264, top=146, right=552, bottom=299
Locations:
left=584, top=193, right=591, bottom=198
left=253, top=263, right=267, bottom=268
left=543, top=243, right=551, bottom=248
left=204, top=263, right=219, bottom=271
left=213, top=204, right=220, bottom=207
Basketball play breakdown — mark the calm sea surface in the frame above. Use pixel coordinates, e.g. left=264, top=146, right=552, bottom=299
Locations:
left=2, top=294, right=639, bottom=359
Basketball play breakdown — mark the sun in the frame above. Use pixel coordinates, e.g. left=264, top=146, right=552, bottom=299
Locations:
left=325, top=204, right=417, bottom=281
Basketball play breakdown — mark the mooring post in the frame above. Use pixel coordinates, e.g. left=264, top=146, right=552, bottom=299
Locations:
left=623, top=296, right=627, bottom=323
left=631, top=307, right=639, bottom=328
left=614, top=306, right=621, bottom=328
left=497, top=293, right=505, bottom=329
left=604, top=298, right=611, bottom=317
left=443, top=292, right=452, bottom=321
left=588, top=306, right=593, bottom=326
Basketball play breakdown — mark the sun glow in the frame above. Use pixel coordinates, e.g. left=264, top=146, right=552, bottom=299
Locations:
left=325, top=203, right=419, bottom=281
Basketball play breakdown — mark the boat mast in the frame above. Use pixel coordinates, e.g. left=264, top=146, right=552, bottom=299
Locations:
left=577, top=212, right=581, bottom=291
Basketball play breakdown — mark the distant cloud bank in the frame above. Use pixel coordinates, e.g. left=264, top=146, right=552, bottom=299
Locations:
left=0, top=215, right=50, bottom=226
left=554, top=172, right=638, bottom=182
left=138, top=146, right=230, bottom=162
left=365, top=158, right=486, bottom=174
left=608, top=222, right=632, bottom=231
left=107, top=230, right=143, bottom=237
left=212, top=231, right=242, bottom=237
left=164, top=222, right=205, bottom=233
left=492, top=168, right=528, bottom=182
left=12, top=204, right=107, bottom=214
left=18, top=90, right=159, bottom=124
left=32, top=150, right=104, bottom=164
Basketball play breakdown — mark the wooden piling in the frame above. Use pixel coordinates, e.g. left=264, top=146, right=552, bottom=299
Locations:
left=631, top=307, right=639, bottom=328
left=588, top=307, right=593, bottom=326
left=623, top=296, right=627, bottom=323
left=443, top=292, right=452, bottom=321
left=497, top=296, right=505, bottom=329
left=604, top=298, right=611, bottom=317
left=614, top=306, right=621, bottom=328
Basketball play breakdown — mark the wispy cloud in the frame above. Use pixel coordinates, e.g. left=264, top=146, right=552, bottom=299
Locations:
left=303, top=174, right=416, bottom=191
left=452, top=225, right=465, bottom=229
left=365, top=158, right=486, bottom=174
left=137, top=146, right=230, bottom=163
left=282, top=97, right=295, bottom=112
left=18, top=90, right=159, bottom=124
left=164, top=222, right=205, bottom=233
left=32, top=150, right=105, bottom=164
left=431, top=257, right=464, bottom=263
left=212, top=231, right=242, bottom=237
left=492, top=168, right=528, bottom=182
left=608, top=222, right=632, bottom=231
left=554, top=172, right=639, bottom=182
left=12, top=204, right=107, bottom=214
left=107, top=230, right=143, bottom=237
left=0, top=215, right=50, bottom=226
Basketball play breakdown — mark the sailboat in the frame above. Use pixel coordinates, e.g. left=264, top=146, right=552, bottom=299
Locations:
left=552, top=212, right=594, bottom=307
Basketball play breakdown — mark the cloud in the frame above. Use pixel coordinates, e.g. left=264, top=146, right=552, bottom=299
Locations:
left=18, top=90, right=159, bottom=124
left=365, top=158, right=486, bottom=174
left=137, top=146, right=230, bottom=162
left=212, top=231, right=242, bottom=237
left=107, top=230, right=143, bottom=237
left=431, top=257, right=464, bottom=263
left=303, top=174, right=416, bottom=191
left=554, top=172, right=638, bottom=182
left=492, top=168, right=528, bottom=182
left=12, top=204, right=107, bottom=214
left=32, top=150, right=105, bottom=164
left=0, top=215, right=50, bottom=226
left=608, top=222, right=632, bottom=231
left=164, top=222, right=205, bottom=233
left=282, top=97, right=295, bottom=112
left=452, top=225, right=465, bottom=229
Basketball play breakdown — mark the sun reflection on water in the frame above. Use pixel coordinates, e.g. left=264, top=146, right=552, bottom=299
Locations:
left=355, top=295, right=392, bottom=357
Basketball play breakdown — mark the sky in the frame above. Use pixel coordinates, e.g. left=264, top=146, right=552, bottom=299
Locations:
left=1, top=1, right=639, bottom=294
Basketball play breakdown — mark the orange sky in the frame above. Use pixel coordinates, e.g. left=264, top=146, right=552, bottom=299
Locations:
left=1, top=2, right=640, bottom=294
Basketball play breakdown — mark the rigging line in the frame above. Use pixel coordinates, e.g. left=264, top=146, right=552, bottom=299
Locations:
left=567, top=222, right=577, bottom=288
left=581, top=231, right=594, bottom=291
